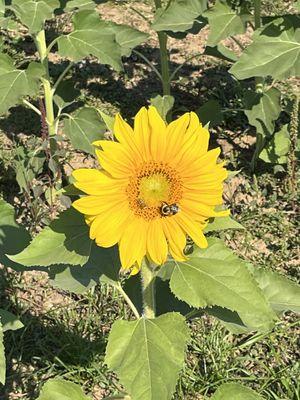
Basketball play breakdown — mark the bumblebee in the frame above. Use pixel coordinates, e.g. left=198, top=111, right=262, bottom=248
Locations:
left=160, top=202, right=180, bottom=217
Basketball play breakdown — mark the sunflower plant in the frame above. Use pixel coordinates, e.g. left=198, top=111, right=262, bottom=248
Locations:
left=5, top=106, right=300, bottom=399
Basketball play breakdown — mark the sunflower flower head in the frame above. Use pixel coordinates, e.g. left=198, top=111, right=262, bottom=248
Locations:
left=72, top=106, right=229, bottom=272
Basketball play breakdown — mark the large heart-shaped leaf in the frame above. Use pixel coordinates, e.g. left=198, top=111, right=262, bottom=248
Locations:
left=169, top=238, right=276, bottom=331
left=57, top=10, right=122, bottom=70
left=0, top=199, right=31, bottom=268
left=11, top=0, right=60, bottom=33
left=105, top=313, right=190, bottom=400
left=152, top=0, right=207, bottom=33
left=0, top=322, right=5, bottom=385
left=63, top=107, right=106, bottom=154
left=108, top=22, right=148, bottom=57
left=48, top=243, right=120, bottom=294
left=204, top=215, right=244, bottom=232
left=204, top=0, right=250, bottom=46
left=259, top=124, right=291, bottom=164
left=0, top=54, right=44, bottom=115
left=64, top=0, right=97, bottom=11
left=211, top=383, right=263, bottom=399
left=37, top=379, right=91, bottom=400
left=8, top=207, right=92, bottom=267
left=249, top=266, right=300, bottom=314
left=230, top=16, right=300, bottom=79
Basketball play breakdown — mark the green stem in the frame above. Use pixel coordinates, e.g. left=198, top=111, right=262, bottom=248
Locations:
left=22, top=99, right=41, bottom=116
left=253, top=0, right=263, bottom=92
left=116, top=283, right=140, bottom=319
left=250, top=132, right=264, bottom=171
left=141, top=259, right=156, bottom=319
left=35, top=30, right=56, bottom=136
left=154, top=0, right=171, bottom=99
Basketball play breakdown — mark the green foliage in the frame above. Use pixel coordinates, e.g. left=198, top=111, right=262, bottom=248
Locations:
left=0, top=309, right=23, bottom=332
left=63, top=107, right=106, bottom=154
left=0, top=322, right=4, bottom=385
left=203, top=44, right=238, bottom=63
left=108, top=23, right=148, bottom=57
left=8, top=207, right=92, bottom=267
left=169, top=238, right=276, bottom=331
left=11, top=0, right=60, bottom=33
left=244, top=88, right=281, bottom=138
left=48, top=243, right=120, bottom=294
left=0, top=54, right=44, bottom=114
left=204, top=0, right=250, bottom=46
left=249, top=266, right=300, bottom=314
left=230, top=16, right=300, bottom=79
left=105, top=313, right=190, bottom=400
left=64, top=0, right=97, bottom=11
left=0, top=199, right=31, bottom=268
left=259, top=125, right=290, bottom=164
left=37, top=378, right=90, bottom=400
left=211, top=382, right=263, bottom=399
left=196, top=99, right=223, bottom=127
left=152, top=0, right=207, bottom=33
left=150, top=95, right=174, bottom=122
left=204, top=216, right=244, bottom=233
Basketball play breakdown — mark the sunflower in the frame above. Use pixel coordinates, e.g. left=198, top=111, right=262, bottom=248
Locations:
left=72, top=106, right=228, bottom=272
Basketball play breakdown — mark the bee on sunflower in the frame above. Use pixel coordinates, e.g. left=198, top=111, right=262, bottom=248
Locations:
left=72, top=106, right=229, bottom=273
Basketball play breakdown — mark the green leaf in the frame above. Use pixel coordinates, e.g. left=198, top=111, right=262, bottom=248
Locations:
left=37, top=378, right=90, bottom=400
left=204, top=44, right=238, bottom=63
left=0, top=199, right=31, bottom=269
left=230, top=16, right=300, bottom=79
left=64, top=0, right=97, bottom=11
left=0, top=55, right=43, bottom=115
left=212, top=383, right=263, bottom=399
left=249, top=266, right=300, bottom=314
left=105, top=313, right=190, bottom=400
left=63, top=107, right=106, bottom=154
left=0, top=0, right=5, bottom=16
left=11, top=0, right=60, bottom=33
left=204, top=0, right=250, bottom=46
left=196, top=99, right=223, bottom=127
left=8, top=207, right=91, bottom=267
left=150, top=95, right=174, bottom=122
left=169, top=238, right=276, bottom=331
left=0, top=322, right=5, bottom=385
left=152, top=0, right=207, bottom=33
left=260, top=125, right=290, bottom=164
left=205, top=306, right=249, bottom=334
left=244, top=87, right=281, bottom=138
left=98, top=110, right=115, bottom=132
left=57, top=10, right=122, bottom=71
left=204, top=216, right=244, bottom=233
left=53, top=79, right=80, bottom=110
left=108, top=22, right=148, bottom=57
left=49, top=243, right=120, bottom=294
left=295, top=0, right=300, bottom=12
left=0, top=309, right=23, bottom=332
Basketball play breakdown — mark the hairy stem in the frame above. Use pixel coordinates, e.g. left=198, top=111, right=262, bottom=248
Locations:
left=141, top=259, right=156, bottom=319
left=253, top=0, right=263, bottom=92
left=116, top=283, right=140, bottom=319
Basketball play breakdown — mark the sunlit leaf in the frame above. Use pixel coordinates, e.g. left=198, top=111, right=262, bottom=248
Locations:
left=204, top=216, right=244, bottom=232
left=64, top=0, right=97, bottom=11
left=205, top=306, right=249, bottom=334
left=105, top=313, right=190, bottom=400
left=211, top=383, right=263, bottom=399
left=57, top=10, right=122, bottom=70
left=248, top=266, right=300, bottom=314
left=244, top=87, right=281, bottom=137
left=0, top=199, right=31, bottom=269
left=0, top=322, right=4, bottom=385
left=37, top=378, right=90, bottom=400
left=0, top=54, right=44, bottom=114
left=108, top=22, right=148, bottom=57
left=169, top=238, right=276, bottom=331
left=150, top=95, right=174, bottom=122
left=8, top=207, right=92, bottom=267
left=260, top=125, right=290, bottom=164
left=204, top=0, right=250, bottom=46
left=11, top=0, right=60, bottom=33
left=49, top=243, right=120, bottom=294
left=63, top=107, right=106, bottom=154
left=98, top=110, right=115, bottom=132
left=0, top=309, right=23, bottom=332
left=230, top=16, right=300, bottom=79
left=152, top=0, right=207, bottom=33
left=204, top=44, right=238, bottom=63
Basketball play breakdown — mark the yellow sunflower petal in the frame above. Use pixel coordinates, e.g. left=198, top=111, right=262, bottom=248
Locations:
left=134, top=106, right=151, bottom=160
left=147, top=219, right=168, bottom=265
left=175, top=212, right=208, bottom=248
left=148, top=106, right=167, bottom=160
left=162, top=218, right=187, bottom=261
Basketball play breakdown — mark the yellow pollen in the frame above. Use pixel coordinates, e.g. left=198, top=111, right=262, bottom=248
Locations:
left=126, top=161, right=183, bottom=221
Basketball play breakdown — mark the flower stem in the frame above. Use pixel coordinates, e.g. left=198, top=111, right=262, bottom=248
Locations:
left=154, top=0, right=171, bottom=100
left=253, top=0, right=263, bottom=92
left=141, top=259, right=156, bottom=319
left=34, top=30, right=56, bottom=137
